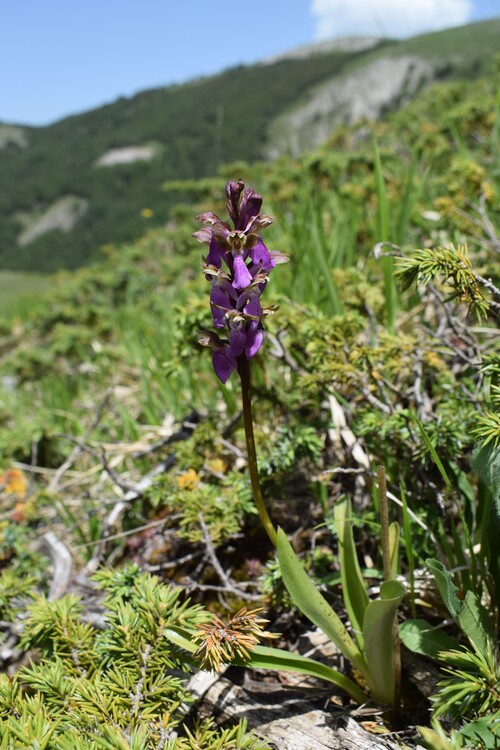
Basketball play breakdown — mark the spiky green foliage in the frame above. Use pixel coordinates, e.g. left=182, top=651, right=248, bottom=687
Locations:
left=0, top=567, right=36, bottom=622
left=395, top=244, right=490, bottom=319
left=432, top=644, right=500, bottom=721
left=0, top=565, right=268, bottom=749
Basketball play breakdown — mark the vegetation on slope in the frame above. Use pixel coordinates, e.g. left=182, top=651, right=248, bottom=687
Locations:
left=0, top=66, right=499, bottom=747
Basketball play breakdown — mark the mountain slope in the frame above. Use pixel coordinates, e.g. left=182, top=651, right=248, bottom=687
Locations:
left=0, top=18, right=498, bottom=273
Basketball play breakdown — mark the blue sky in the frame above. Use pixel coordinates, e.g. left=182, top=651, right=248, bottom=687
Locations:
left=1, top=0, right=499, bottom=126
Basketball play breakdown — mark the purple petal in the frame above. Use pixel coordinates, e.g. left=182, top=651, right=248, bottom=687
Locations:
left=246, top=214, right=274, bottom=234
left=251, top=239, right=275, bottom=271
left=238, top=188, right=262, bottom=229
left=232, top=255, right=253, bottom=289
left=212, top=350, right=237, bottom=383
left=269, top=250, right=289, bottom=265
left=246, top=326, right=264, bottom=359
left=226, top=180, right=244, bottom=225
left=197, top=211, right=223, bottom=225
left=206, top=237, right=225, bottom=267
left=197, top=329, right=224, bottom=348
left=244, top=296, right=262, bottom=318
left=210, top=286, right=231, bottom=328
left=236, top=288, right=262, bottom=312
left=227, top=324, right=246, bottom=358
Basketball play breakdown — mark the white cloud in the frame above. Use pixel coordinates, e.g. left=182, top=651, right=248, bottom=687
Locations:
left=311, top=0, right=473, bottom=40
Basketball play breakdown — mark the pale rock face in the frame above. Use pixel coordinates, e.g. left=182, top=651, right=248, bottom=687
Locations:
left=17, top=196, right=88, bottom=246
left=266, top=55, right=433, bottom=158
left=94, top=145, right=157, bottom=167
left=0, top=124, right=28, bottom=150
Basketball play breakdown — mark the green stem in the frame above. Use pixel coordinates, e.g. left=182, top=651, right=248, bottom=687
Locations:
left=238, top=356, right=277, bottom=547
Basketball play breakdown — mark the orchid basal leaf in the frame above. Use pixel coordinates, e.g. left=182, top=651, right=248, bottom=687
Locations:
left=426, top=558, right=494, bottom=652
left=164, top=625, right=368, bottom=704
left=334, top=498, right=369, bottom=650
left=363, top=579, right=406, bottom=705
left=276, top=527, right=370, bottom=682
left=426, top=558, right=462, bottom=619
left=240, top=645, right=368, bottom=704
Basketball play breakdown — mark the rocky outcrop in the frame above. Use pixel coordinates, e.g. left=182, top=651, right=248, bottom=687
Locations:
left=94, top=144, right=158, bottom=167
left=266, top=55, right=434, bottom=158
left=17, top=196, right=88, bottom=246
left=0, top=124, right=28, bottom=150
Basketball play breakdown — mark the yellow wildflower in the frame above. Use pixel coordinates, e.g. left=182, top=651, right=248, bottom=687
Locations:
left=0, top=469, right=28, bottom=500
left=176, top=469, right=201, bottom=491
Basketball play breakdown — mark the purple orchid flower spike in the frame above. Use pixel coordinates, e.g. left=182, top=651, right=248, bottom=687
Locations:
left=194, top=180, right=288, bottom=382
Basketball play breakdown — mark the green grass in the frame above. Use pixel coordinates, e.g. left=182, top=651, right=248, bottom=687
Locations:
left=0, top=270, right=53, bottom=318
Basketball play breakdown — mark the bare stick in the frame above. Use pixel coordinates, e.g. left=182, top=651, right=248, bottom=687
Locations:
left=377, top=465, right=391, bottom=582
left=36, top=532, right=72, bottom=600
left=199, top=514, right=255, bottom=601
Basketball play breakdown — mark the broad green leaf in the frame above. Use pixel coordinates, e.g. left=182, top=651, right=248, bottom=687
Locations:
left=426, top=559, right=495, bottom=651
left=389, top=521, right=400, bottom=579
left=334, top=498, right=369, bottom=649
left=456, top=590, right=495, bottom=653
left=458, top=713, right=500, bottom=747
left=472, top=440, right=500, bottom=513
left=399, top=618, right=459, bottom=660
left=426, top=558, right=461, bottom=618
left=363, top=579, right=405, bottom=706
left=276, top=527, right=369, bottom=682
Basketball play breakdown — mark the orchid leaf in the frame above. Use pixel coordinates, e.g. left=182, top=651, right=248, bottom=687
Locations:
left=458, top=713, right=500, bottom=746
left=363, top=579, right=405, bottom=705
left=276, top=527, right=370, bottom=682
left=164, top=625, right=368, bottom=704
left=472, top=441, right=500, bottom=600
left=334, top=498, right=369, bottom=649
left=164, top=625, right=198, bottom=654
left=239, top=645, right=368, bottom=704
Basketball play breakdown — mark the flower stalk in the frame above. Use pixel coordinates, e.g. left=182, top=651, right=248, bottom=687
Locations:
left=195, top=179, right=286, bottom=545
left=238, top=355, right=277, bottom=547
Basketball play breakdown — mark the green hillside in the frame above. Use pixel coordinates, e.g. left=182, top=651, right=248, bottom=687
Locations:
left=1, top=18, right=499, bottom=273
